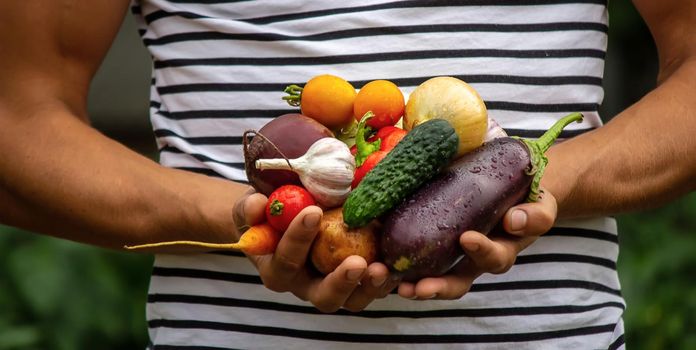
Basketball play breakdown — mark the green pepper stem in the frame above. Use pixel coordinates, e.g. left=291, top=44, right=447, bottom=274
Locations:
left=354, top=111, right=381, bottom=167
left=282, top=84, right=303, bottom=107
left=517, top=112, right=583, bottom=202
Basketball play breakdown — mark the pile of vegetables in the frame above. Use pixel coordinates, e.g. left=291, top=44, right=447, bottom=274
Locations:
left=126, top=74, right=582, bottom=281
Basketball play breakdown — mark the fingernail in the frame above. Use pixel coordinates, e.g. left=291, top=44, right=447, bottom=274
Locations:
left=426, top=293, right=437, bottom=299
left=463, top=242, right=479, bottom=252
left=303, top=213, right=321, bottom=229
left=408, top=295, right=419, bottom=300
left=510, top=209, right=527, bottom=232
left=346, top=268, right=364, bottom=282
left=371, top=276, right=387, bottom=287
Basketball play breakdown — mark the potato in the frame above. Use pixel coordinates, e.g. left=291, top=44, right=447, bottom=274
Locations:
left=310, top=208, right=379, bottom=275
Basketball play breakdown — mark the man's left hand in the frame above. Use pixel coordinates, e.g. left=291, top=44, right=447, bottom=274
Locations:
left=397, top=188, right=558, bottom=300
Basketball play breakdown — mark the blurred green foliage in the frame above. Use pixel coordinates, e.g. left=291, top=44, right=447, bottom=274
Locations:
left=604, top=2, right=696, bottom=347
left=0, top=1, right=694, bottom=349
left=0, top=228, right=152, bottom=349
left=616, top=194, right=696, bottom=350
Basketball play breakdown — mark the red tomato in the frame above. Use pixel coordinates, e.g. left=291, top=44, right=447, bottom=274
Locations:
left=265, top=185, right=316, bottom=232
left=380, top=128, right=407, bottom=151
left=351, top=150, right=388, bottom=188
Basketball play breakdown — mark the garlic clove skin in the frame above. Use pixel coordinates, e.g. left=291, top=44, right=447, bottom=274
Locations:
left=296, top=138, right=355, bottom=208
left=300, top=162, right=354, bottom=208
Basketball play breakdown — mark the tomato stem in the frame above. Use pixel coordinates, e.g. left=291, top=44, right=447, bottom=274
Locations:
left=269, top=199, right=284, bottom=216
left=282, top=84, right=303, bottom=107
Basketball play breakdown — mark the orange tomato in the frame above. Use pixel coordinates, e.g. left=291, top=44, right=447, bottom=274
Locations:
left=299, top=74, right=357, bottom=130
left=353, top=80, right=405, bottom=129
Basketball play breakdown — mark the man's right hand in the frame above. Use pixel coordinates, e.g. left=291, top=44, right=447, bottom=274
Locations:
left=234, top=193, right=397, bottom=313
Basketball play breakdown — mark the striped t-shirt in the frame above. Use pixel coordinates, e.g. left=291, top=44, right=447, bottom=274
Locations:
left=132, top=1, right=626, bottom=349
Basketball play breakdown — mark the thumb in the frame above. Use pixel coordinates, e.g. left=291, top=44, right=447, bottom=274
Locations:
left=503, top=188, right=557, bottom=237
left=234, top=192, right=268, bottom=233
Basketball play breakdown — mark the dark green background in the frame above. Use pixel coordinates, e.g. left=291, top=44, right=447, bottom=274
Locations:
left=1, top=1, right=694, bottom=349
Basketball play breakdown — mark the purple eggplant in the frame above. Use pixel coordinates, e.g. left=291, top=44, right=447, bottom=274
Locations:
left=381, top=113, right=583, bottom=281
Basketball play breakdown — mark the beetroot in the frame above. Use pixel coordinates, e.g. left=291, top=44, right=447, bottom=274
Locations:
left=381, top=113, right=583, bottom=281
left=244, top=113, right=333, bottom=196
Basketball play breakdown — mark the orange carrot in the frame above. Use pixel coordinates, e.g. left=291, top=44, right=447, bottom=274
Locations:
left=124, top=223, right=281, bottom=255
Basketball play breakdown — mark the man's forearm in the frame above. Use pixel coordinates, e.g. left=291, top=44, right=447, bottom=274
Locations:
left=543, top=59, right=696, bottom=219
left=0, top=103, right=251, bottom=250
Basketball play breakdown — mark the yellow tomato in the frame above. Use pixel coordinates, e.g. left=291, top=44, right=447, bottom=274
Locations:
left=298, top=74, right=357, bottom=130
left=353, top=80, right=405, bottom=129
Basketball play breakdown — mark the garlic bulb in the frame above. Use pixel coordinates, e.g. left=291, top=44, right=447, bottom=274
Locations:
left=484, top=116, right=508, bottom=142
left=255, top=137, right=355, bottom=208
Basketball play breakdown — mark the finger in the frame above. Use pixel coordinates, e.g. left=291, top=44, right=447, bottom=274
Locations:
left=379, top=273, right=402, bottom=299
left=308, top=255, right=367, bottom=313
left=258, top=206, right=322, bottom=291
left=233, top=191, right=268, bottom=231
left=503, top=187, right=557, bottom=236
left=399, top=230, right=534, bottom=300
left=459, top=231, right=524, bottom=274
left=235, top=192, right=271, bottom=268
left=412, top=268, right=477, bottom=300
left=398, top=281, right=417, bottom=300
left=342, top=262, right=392, bottom=312
left=380, top=279, right=401, bottom=300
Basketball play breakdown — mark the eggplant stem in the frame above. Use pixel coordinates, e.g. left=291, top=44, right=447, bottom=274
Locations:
left=282, top=84, right=303, bottom=107
left=535, top=112, right=584, bottom=153
left=516, top=112, right=583, bottom=202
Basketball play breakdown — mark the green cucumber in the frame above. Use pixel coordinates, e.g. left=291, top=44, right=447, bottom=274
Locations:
left=343, top=119, right=459, bottom=228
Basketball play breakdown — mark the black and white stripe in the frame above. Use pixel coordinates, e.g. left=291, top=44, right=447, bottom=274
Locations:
left=134, top=0, right=624, bottom=348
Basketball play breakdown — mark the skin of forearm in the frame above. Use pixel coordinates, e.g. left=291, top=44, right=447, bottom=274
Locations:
left=0, top=102, right=251, bottom=250
left=543, top=59, right=696, bottom=219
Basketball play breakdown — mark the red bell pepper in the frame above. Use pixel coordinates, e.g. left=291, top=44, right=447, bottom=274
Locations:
left=352, top=112, right=399, bottom=188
